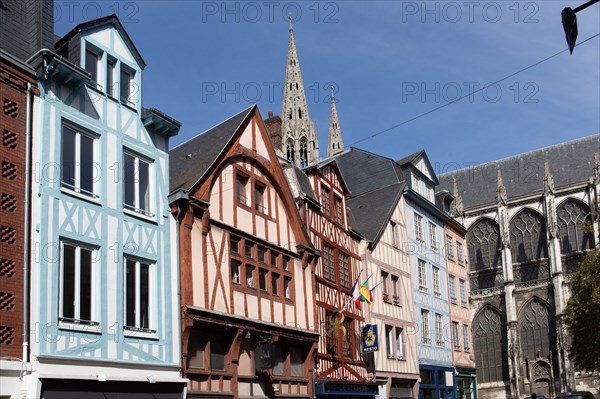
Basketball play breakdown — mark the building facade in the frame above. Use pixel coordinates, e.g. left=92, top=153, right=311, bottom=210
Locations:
left=0, top=49, right=39, bottom=398
left=170, top=105, right=320, bottom=399
left=336, top=148, right=421, bottom=399
left=26, top=14, right=184, bottom=398
left=438, top=135, right=600, bottom=399
left=398, top=152, right=455, bottom=399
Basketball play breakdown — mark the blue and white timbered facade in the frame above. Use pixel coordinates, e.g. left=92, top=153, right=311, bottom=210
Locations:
left=27, top=15, right=184, bottom=398
left=399, top=152, right=455, bottom=399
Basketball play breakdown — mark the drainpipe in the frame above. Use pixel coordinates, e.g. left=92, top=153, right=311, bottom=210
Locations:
left=23, top=82, right=33, bottom=364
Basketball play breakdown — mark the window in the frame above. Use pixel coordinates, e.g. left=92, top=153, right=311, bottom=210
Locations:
left=414, top=214, right=424, bottom=242
left=85, top=48, right=99, bottom=85
left=396, top=327, right=404, bottom=358
left=391, top=221, right=399, bottom=248
left=124, top=152, right=152, bottom=216
left=230, top=236, right=240, bottom=254
left=210, top=339, right=226, bottom=370
left=334, top=196, right=343, bottom=224
left=245, top=265, right=255, bottom=288
left=187, top=334, right=205, bottom=369
left=290, top=347, right=303, bottom=377
left=418, top=259, right=427, bottom=291
left=282, top=255, right=290, bottom=271
left=429, top=222, right=438, bottom=250
left=321, top=186, right=331, bottom=216
left=257, top=246, right=266, bottom=263
left=272, top=273, right=279, bottom=296
left=412, top=173, right=420, bottom=194
left=106, top=58, right=116, bottom=97
left=421, top=309, right=430, bottom=344
left=435, top=313, right=444, bottom=346
left=446, top=235, right=454, bottom=259
left=392, top=275, right=400, bottom=305
left=231, top=260, right=241, bottom=284
left=244, top=241, right=253, bottom=258
left=254, top=182, right=266, bottom=213
left=433, top=267, right=441, bottom=297
left=449, top=275, right=457, bottom=304
left=382, top=271, right=390, bottom=301
left=339, top=252, right=350, bottom=288
left=341, top=317, right=353, bottom=359
left=259, top=268, right=268, bottom=291
left=284, top=277, right=291, bottom=299
left=60, top=241, right=95, bottom=323
left=61, top=123, right=97, bottom=197
left=236, top=173, right=248, bottom=205
left=120, top=67, right=134, bottom=105
left=460, top=279, right=467, bottom=307
left=271, top=251, right=279, bottom=268
left=125, top=258, right=152, bottom=331
left=453, top=322, right=461, bottom=350
left=463, top=324, right=470, bottom=351
left=386, top=325, right=394, bottom=357
left=322, top=244, right=335, bottom=282
left=457, top=242, right=464, bottom=264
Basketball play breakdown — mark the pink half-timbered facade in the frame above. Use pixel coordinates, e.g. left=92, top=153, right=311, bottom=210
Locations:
left=169, top=105, right=319, bottom=399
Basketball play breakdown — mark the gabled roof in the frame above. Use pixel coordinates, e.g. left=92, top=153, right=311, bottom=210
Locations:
left=169, top=106, right=254, bottom=193
left=346, top=182, right=405, bottom=247
left=397, top=149, right=439, bottom=186
left=438, top=134, right=600, bottom=210
left=334, top=147, right=405, bottom=197
left=55, top=14, right=146, bottom=69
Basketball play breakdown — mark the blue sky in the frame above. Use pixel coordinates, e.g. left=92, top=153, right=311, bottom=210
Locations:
left=54, top=0, right=600, bottom=173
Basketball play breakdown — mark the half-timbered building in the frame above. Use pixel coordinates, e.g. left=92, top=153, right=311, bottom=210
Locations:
left=438, top=135, right=600, bottom=399
left=169, top=105, right=320, bottom=399
left=26, top=13, right=184, bottom=398
left=335, top=148, right=421, bottom=399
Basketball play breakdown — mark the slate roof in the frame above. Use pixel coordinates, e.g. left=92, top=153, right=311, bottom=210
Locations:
left=169, top=106, right=254, bottom=193
left=396, top=149, right=424, bottom=167
left=346, top=182, right=404, bottom=246
left=438, top=134, right=600, bottom=210
left=55, top=14, right=146, bottom=68
left=293, top=166, right=318, bottom=203
left=334, top=148, right=405, bottom=197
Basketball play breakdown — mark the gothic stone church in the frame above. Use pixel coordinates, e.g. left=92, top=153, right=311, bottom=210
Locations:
left=438, top=134, right=600, bottom=399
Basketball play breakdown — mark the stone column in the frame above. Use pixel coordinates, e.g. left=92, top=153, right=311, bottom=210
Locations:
left=497, top=170, right=520, bottom=399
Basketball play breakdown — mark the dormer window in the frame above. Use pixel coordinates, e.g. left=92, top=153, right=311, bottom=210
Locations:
left=85, top=47, right=100, bottom=86
left=120, top=66, right=134, bottom=106
left=106, top=58, right=116, bottom=97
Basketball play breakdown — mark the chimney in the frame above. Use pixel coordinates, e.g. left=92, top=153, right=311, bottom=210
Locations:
left=264, top=110, right=283, bottom=151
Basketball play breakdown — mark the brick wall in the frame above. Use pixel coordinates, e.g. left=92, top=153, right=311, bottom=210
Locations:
left=0, top=57, right=36, bottom=359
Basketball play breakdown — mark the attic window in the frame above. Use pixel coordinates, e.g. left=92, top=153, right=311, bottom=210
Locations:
left=85, top=48, right=100, bottom=85
left=120, top=67, right=135, bottom=106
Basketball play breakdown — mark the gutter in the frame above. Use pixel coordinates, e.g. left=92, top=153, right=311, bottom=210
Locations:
left=23, top=82, right=32, bottom=363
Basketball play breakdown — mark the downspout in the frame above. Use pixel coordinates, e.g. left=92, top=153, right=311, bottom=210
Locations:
left=23, top=82, right=33, bottom=363
left=174, top=200, right=184, bottom=382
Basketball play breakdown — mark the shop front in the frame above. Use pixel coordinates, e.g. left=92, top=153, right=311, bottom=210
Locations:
left=455, top=367, right=477, bottom=399
left=418, top=366, right=456, bottom=399
left=40, top=378, right=186, bottom=398
left=315, top=380, right=379, bottom=399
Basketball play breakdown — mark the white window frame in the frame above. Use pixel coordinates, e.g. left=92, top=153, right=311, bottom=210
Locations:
left=85, top=45, right=102, bottom=88
left=61, top=122, right=99, bottom=198
left=120, top=64, right=136, bottom=106
left=396, top=327, right=404, bottom=359
left=414, top=213, right=424, bottom=242
left=391, top=220, right=399, bottom=248
left=124, top=257, right=155, bottom=332
left=463, top=324, right=470, bottom=351
left=435, top=313, right=444, bottom=346
left=449, top=275, right=457, bottom=304
left=59, top=240, right=98, bottom=324
left=386, top=325, right=394, bottom=358
left=446, top=235, right=454, bottom=259
left=460, top=279, right=467, bottom=307
left=421, top=309, right=430, bottom=344
left=453, top=322, right=461, bottom=350
left=418, top=259, right=428, bottom=291
left=123, top=150, right=154, bottom=217
left=429, top=222, right=438, bottom=250
left=432, top=266, right=441, bottom=297
left=457, top=242, right=464, bottom=265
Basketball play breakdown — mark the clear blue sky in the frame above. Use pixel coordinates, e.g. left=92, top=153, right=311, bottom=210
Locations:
left=54, top=0, right=600, bottom=174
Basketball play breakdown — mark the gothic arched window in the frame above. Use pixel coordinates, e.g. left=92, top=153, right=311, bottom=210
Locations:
left=519, top=298, right=555, bottom=361
left=467, top=218, right=501, bottom=272
left=509, top=209, right=547, bottom=264
left=286, top=139, right=295, bottom=164
left=473, top=306, right=509, bottom=383
left=299, top=138, right=308, bottom=168
left=557, top=199, right=594, bottom=254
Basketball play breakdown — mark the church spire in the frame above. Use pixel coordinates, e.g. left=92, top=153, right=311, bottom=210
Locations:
left=281, top=17, right=319, bottom=168
left=326, top=85, right=344, bottom=158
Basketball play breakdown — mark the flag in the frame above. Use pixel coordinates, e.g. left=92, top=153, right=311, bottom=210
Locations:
left=359, top=273, right=374, bottom=304
left=351, top=278, right=361, bottom=310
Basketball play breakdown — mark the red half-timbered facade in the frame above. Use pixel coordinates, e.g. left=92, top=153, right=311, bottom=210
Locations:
left=300, top=161, right=373, bottom=385
left=170, top=105, right=319, bottom=399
